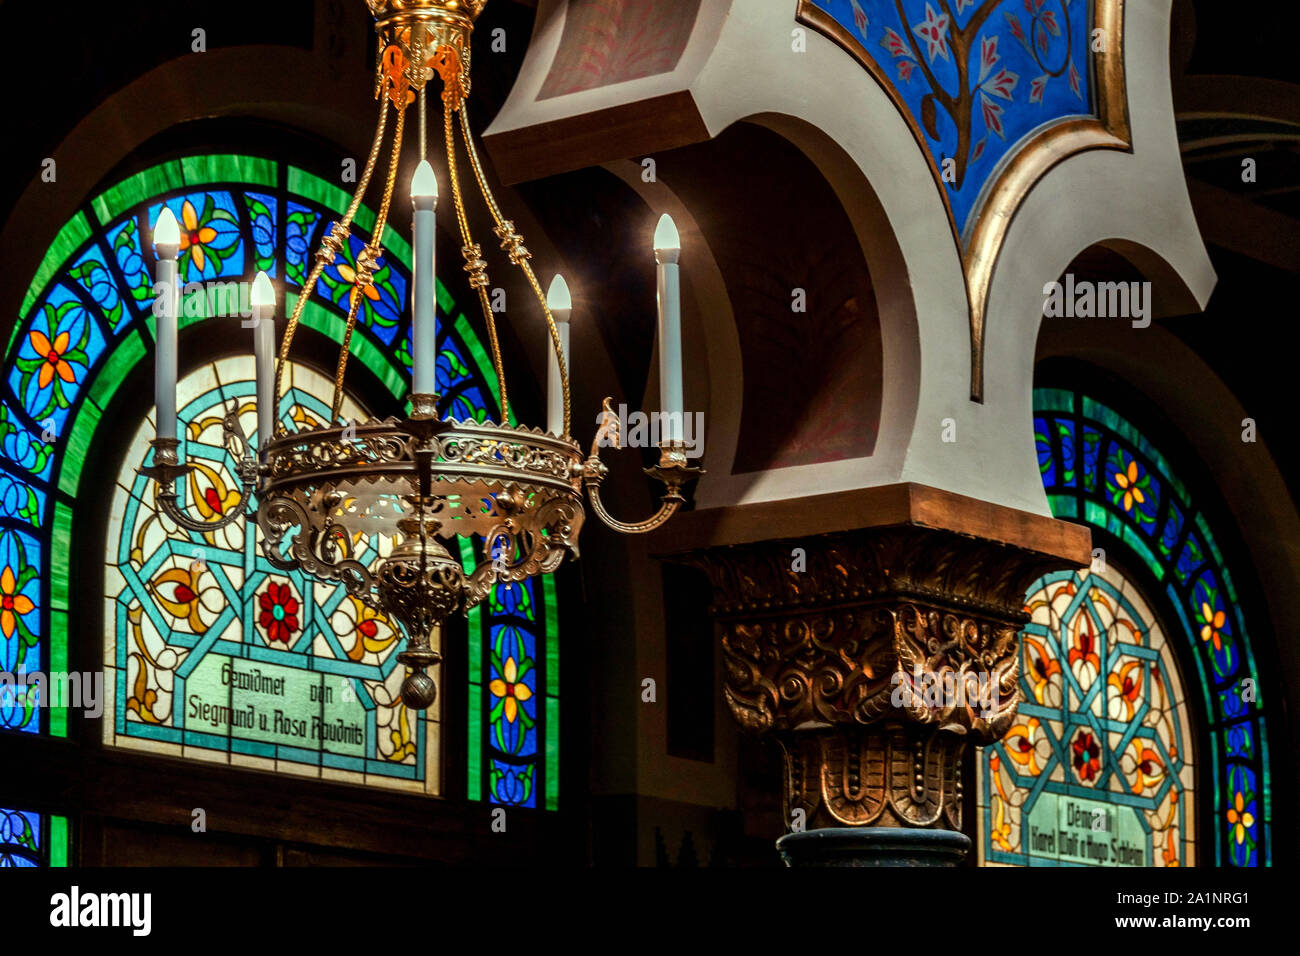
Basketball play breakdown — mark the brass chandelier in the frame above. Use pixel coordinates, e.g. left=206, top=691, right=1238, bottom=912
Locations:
left=140, top=0, right=701, bottom=710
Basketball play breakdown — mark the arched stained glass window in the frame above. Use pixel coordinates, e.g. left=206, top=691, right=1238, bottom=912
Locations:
left=1, top=154, right=559, bottom=811
left=978, top=387, right=1271, bottom=867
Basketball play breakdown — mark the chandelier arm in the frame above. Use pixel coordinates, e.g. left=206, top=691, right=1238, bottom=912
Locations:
left=332, top=102, right=407, bottom=420
left=578, top=396, right=703, bottom=534
left=274, top=95, right=392, bottom=426
left=443, top=100, right=510, bottom=422
left=140, top=398, right=260, bottom=532
left=583, top=477, right=681, bottom=535
left=457, top=103, right=571, bottom=438
left=155, top=484, right=255, bottom=533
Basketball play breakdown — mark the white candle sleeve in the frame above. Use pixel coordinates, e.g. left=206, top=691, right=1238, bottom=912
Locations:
left=655, top=259, right=683, bottom=443
left=654, top=214, right=683, bottom=445
left=411, top=160, right=439, bottom=397
left=547, top=315, right=570, bottom=435
left=251, top=272, right=277, bottom=448
left=254, top=320, right=275, bottom=446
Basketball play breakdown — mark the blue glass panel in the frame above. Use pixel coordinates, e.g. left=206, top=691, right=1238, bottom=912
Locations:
left=244, top=192, right=279, bottom=278
left=1033, top=416, right=1054, bottom=486
left=284, top=202, right=322, bottom=288
left=147, top=193, right=244, bottom=283
left=69, top=244, right=128, bottom=333
left=0, top=400, right=55, bottom=481
left=0, top=808, right=42, bottom=866
left=6, top=284, right=106, bottom=437
left=105, top=216, right=153, bottom=311
left=0, top=471, right=44, bottom=528
left=317, top=231, right=405, bottom=344
left=0, top=528, right=42, bottom=732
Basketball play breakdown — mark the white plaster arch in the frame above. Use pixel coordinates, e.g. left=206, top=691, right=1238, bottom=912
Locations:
left=488, top=0, right=1216, bottom=516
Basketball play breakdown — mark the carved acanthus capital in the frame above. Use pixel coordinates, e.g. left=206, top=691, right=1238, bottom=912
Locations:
left=674, top=525, right=1071, bottom=831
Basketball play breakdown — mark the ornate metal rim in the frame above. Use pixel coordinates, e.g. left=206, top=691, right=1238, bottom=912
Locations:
left=261, top=416, right=585, bottom=494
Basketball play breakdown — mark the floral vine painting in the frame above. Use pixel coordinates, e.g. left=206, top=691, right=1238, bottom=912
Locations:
left=804, top=0, right=1095, bottom=240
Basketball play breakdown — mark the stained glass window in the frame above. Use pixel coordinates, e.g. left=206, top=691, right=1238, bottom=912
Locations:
left=2, top=154, right=559, bottom=808
left=978, top=388, right=1271, bottom=867
left=0, top=809, right=68, bottom=866
left=979, top=563, right=1194, bottom=866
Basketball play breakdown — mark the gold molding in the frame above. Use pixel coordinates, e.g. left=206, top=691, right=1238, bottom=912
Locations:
left=796, top=0, right=1131, bottom=401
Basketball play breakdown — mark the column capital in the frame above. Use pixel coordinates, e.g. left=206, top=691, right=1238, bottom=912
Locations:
left=655, top=486, right=1089, bottom=855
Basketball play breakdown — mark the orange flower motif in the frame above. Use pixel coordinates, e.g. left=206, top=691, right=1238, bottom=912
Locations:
left=1226, top=791, right=1255, bottom=845
left=1004, top=717, right=1045, bottom=776
left=1108, top=659, right=1143, bottom=721
left=178, top=200, right=219, bottom=271
left=488, top=656, right=533, bottom=724
left=1124, top=739, right=1163, bottom=795
left=337, top=262, right=381, bottom=309
left=0, top=565, right=36, bottom=638
left=150, top=564, right=209, bottom=634
left=1023, top=635, right=1061, bottom=704
left=1114, top=459, right=1145, bottom=512
left=1200, top=602, right=1226, bottom=651
left=28, top=329, right=76, bottom=389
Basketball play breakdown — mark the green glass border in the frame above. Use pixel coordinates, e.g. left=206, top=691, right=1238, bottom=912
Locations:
left=16, top=212, right=93, bottom=330
left=459, top=536, right=483, bottom=802
left=542, top=574, right=560, bottom=811
left=50, top=815, right=69, bottom=866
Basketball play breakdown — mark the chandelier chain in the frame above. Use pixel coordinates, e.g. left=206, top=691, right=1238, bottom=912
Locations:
left=275, top=94, right=391, bottom=427
left=333, top=101, right=407, bottom=420
left=457, top=104, right=571, bottom=437
left=444, top=100, right=510, bottom=423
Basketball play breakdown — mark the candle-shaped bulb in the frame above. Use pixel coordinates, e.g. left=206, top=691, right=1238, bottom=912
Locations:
left=411, top=159, right=439, bottom=205
left=251, top=270, right=275, bottom=311
left=546, top=273, right=571, bottom=317
left=154, top=206, right=181, bottom=256
left=653, top=213, right=680, bottom=263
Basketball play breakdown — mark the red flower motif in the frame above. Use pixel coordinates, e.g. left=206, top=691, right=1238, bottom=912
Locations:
left=850, top=0, right=868, bottom=36
left=1071, top=730, right=1101, bottom=782
left=258, top=581, right=301, bottom=644
left=980, top=93, right=1006, bottom=139
left=983, top=67, right=1019, bottom=101
left=1030, top=74, right=1049, bottom=103
left=911, top=4, right=950, bottom=63
left=881, top=27, right=909, bottom=59
left=979, top=35, right=999, bottom=82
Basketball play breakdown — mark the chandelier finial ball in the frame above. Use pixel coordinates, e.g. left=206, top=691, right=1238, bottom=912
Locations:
left=401, top=670, right=439, bottom=710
